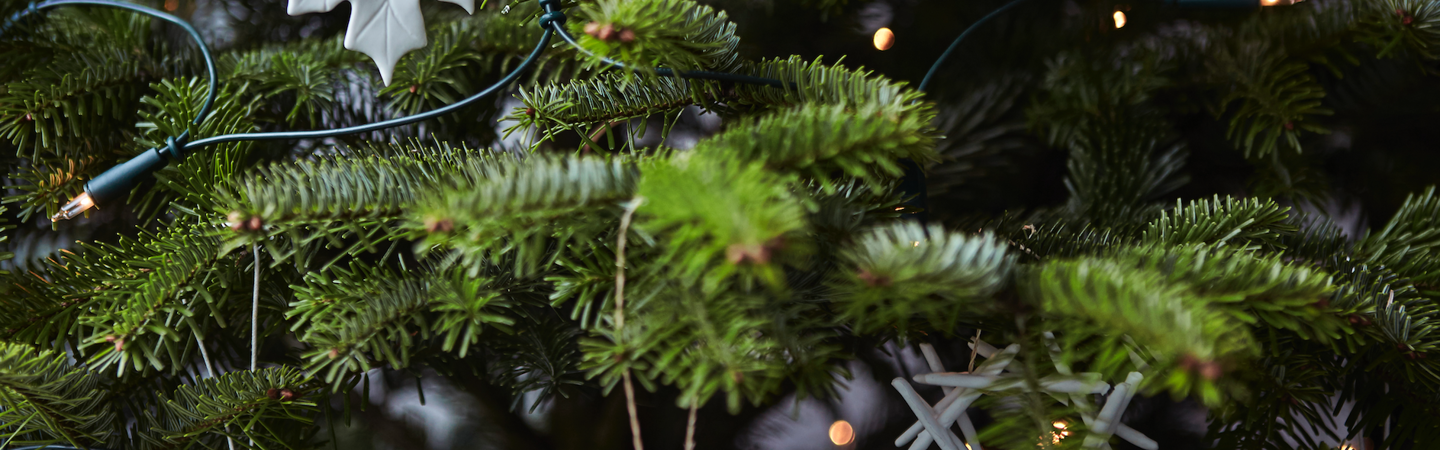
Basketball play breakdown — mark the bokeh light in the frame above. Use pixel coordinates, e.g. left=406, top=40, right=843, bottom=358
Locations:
left=829, top=420, right=855, bottom=446
left=873, top=28, right=895, bottom=51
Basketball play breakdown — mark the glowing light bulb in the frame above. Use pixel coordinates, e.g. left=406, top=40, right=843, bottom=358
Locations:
left=829, top=420, right=855, bottom=446
left=1053, top=421, right=1067, bottom=429
left=912, top=241, right=921, bottom=247
left=873, top=27, right=895, bottom=51
left=1113, top=10, right=1127, bottom=28
left=51, top=192, right=95, bottom=222
left=164, top=0, right=178, bottom=10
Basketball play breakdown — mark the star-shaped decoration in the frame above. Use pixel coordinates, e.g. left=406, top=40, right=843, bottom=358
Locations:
left=891, top=335, right=1158, bottom=450
left=286, top=0, right=475, bottom=86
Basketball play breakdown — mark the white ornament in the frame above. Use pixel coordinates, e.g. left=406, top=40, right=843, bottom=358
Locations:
left=287, top=0, right=475, bottom=86
left=892, top=336, right=1158, bottom=450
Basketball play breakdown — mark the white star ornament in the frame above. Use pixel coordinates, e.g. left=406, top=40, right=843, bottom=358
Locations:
left=287, top=0, right=475, bottom=86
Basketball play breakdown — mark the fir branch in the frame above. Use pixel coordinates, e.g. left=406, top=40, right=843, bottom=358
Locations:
left=734, top=56, right=927, bottom=111
left=568, top=0, right=742, bottom=74
left=412, top=154, right=639, bottom=276
left=1060, top=113, right=1188, bottom=224
left=635, top=155, right=805, bottom=291
left=504, top=72, right=695, bottom=135
left=1027, top=50, right=1170, bottom=149
left=0, top=46, right=155, bottom=160
left=831, top=222, right=1013, bottom=336
left=0, top=241, right=120, bottom=349
left=1116, top=244, right=1341, bottom=341
left=3, top=155, right=103, bottom=222
left=483, top=316, right=584, bottom=413
left=1354, top=186, right=1440, bottom=285
left=219, top=141, right=495, bottom=264
left=134, top=77, right=262, bottom=218
left=1140, top=196, right=1298, bottom=250
left=802, top=180, right=908, bottom=256
left=1356, top=0, right=1440, bottom=60
left=693, top=101, right=938, bottom=189
left=993, top=218, right=1131, bottom=262
left=431, top=269, right=517, bottom=357
left=0, top=342, right=116, bottom=448
left=81, top=224, right=243, bottom=375
left=1207, top=341, right=1343, bottom=449
left=296, top=264, right=515, bottom=384
left=1207, top=40, right=1333, bottom=159
left=1021, top=257, right=1254, bottom=401
left=382, top=21, right=484, bottom=116
left=298, top=267, right=435, bottom=384
left=546, top=240, right=619, bottom=330
left=651, top=290, right=783, bottom=413
left=147, top=367, right=317, bottom=449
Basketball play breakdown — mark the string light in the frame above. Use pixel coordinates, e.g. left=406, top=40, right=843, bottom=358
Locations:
left=873, top=27, right=895, bottom=50
left=1113, top=10, right=1126, bottom=28
left=829, top=420, right=855, bottom=446
left=52, top=192, right=94, bottom=221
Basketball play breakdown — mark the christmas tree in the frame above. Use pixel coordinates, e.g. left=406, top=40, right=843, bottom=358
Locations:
left=3, top=0, right=1440, bottom=448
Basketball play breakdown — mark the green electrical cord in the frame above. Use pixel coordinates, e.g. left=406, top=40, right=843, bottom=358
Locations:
left=187, top=27, right=554, bottom=148
left=918, top=0, right=1038, bottom=93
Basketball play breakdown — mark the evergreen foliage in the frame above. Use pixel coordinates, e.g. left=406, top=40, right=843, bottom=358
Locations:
left=4, top=0, right=1440, bottom=448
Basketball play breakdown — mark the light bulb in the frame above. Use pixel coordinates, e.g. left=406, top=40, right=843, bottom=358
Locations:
left=873, top=27, right=895, bottom=51
left=1113, top=10, right=1127, bottom=28
left=51, top=192, right=95, bottom=222
left=829, top=420, right=855, bottom=445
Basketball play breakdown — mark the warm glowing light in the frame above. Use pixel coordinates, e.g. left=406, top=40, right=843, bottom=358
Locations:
left=912, top=241, right=920, bottom=247
left=1049, top=421, right=1071, bottom=444
left=51, top=192, right=95, bottom=222
left=164, top=0, right=178, bottom=10
left=873, top=27, right=895, bottom=51
left=829, top=420, right=855, bottom=446
left=1113, top=11, right=1126, bottom=28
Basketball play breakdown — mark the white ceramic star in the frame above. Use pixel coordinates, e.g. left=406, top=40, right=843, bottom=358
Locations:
left=891, top=337, right=1158, bottom=450
left=287, top=0, right=474, bottom=86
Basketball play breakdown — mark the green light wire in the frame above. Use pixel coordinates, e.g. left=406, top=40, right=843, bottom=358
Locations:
left=918, top=0, right=1037, bottom=93
left=3, top=0, right=219, bottom=130
left=187, top=27, right=555, bottom=148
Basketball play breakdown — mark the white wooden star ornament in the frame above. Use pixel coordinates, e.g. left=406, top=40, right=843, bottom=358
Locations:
left=892, top=334, right=1158, bottom=450
left=286, top=0, right=475, bottom=86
